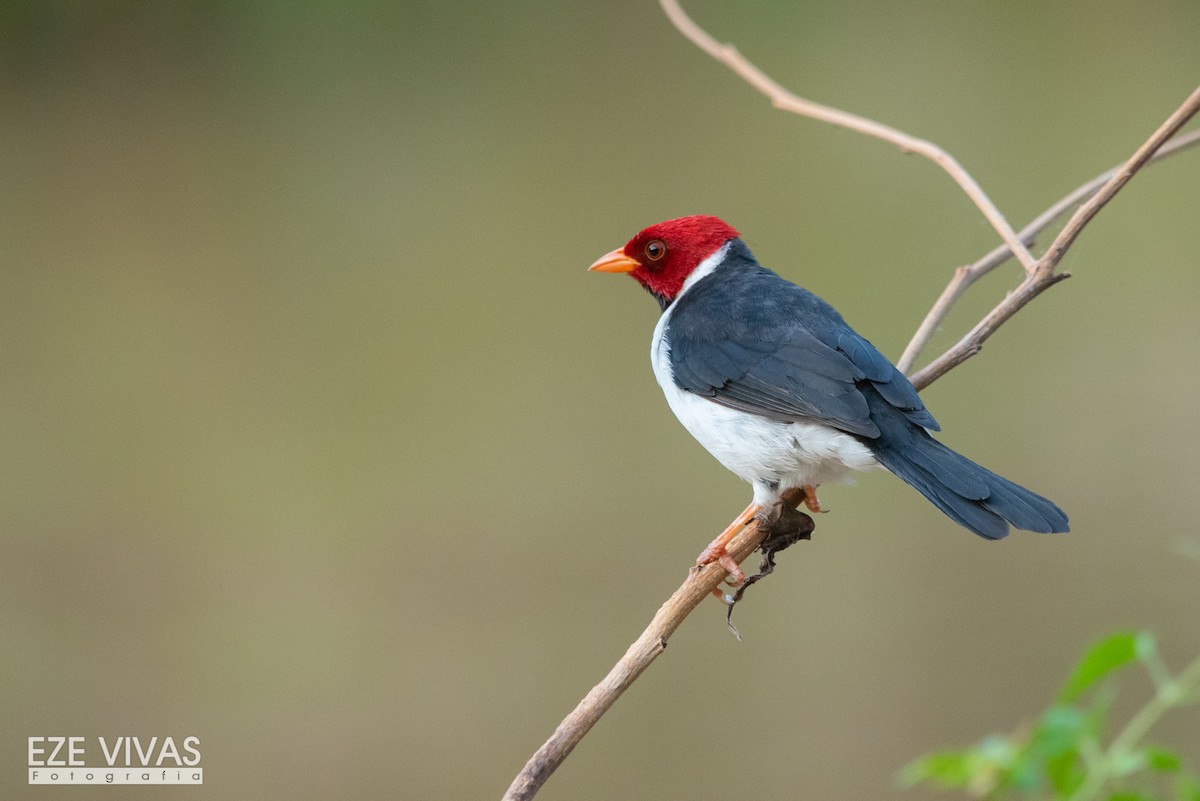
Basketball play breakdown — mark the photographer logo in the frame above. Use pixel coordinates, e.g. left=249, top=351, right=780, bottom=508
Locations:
left=28, top=736, right=202, bottom=785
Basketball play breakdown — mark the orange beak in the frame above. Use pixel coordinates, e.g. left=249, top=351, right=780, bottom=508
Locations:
left=588, top=247, right=640, bottom=274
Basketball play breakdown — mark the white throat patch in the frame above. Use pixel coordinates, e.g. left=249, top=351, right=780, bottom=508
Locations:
left=676, top=241, right=731, bottom=300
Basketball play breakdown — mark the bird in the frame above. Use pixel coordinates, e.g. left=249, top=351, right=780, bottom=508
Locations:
left=589, top=214, right=1068, bottom=587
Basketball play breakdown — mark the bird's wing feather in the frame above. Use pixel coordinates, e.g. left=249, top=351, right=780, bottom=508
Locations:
left=667, top=262, right=939, bottom=439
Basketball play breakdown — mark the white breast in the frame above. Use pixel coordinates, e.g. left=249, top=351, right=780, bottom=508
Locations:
left=650, top=248, right=878, bottom=506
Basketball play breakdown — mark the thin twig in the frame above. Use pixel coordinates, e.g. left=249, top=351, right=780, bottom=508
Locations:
left=909, top=86, right=1200, bottom=388
left=501, top=10, right=1200, bottom=801
left=896, top=127, right=1200, bottom=373
left=1041, top=86, right=1200, bottom=273
left=657, top=0, right=1037, bottom=272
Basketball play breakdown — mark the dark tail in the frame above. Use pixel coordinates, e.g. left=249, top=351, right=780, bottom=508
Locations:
left=864, top=391, right=1069, bottom=540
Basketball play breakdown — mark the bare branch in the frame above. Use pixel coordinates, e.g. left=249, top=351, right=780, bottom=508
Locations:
left=1041, top=86, right=1200, bottom=274
left=908, top=87, right=1200, bottom=388
left=896, top=127, right=1200, bottom=374
left=657, top=0, right=1037, bottom=272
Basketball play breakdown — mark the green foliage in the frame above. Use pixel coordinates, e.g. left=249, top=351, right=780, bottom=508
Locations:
left=1059, top=633, right=1150, bottom=704
left=901, top=632, right=1200, bottom=801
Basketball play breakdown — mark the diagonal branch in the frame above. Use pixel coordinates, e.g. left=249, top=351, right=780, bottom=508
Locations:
left=897, top=127, right=1200, bottom=374
left=658, top=0, right=1038, bottom=272
left=1041, top=85, right=1200, bottom=273
left=500, top=490, right=799, bottom=801
left=908, top=86, right=1200, bottom=388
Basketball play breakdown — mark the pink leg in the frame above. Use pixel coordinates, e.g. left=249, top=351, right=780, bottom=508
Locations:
left=695, top=501, right=761, bottom=596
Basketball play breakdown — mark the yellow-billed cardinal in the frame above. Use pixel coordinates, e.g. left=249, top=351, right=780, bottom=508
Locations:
left=590, top=215, right=1068, bottom=585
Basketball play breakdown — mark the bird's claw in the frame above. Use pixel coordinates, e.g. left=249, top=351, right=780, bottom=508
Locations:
left=696, top=545, right=747, bottom=597
left=801, top=484, right=827, bottom=514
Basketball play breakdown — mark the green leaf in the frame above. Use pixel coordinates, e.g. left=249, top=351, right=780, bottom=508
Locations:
left=1145, top=746, right=1182, bottom=773
left=899, top=738, right=1016, bottom=792
left=1045, top=749, right=1086, bottom=796
left=1022, top=706, right=1088, bottom=794
left=899, top=750, right=976, bottom=789
left=1030, top=705, right=1088, bottom=756
left=1059, top=632, right=1145, bottom=703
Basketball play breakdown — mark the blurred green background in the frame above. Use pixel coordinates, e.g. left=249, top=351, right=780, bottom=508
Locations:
left=2, top=1, right=1198, bottom=799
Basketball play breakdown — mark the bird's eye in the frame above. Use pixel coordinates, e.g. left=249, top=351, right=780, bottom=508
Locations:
left=644, top=239, right=667, bottom=262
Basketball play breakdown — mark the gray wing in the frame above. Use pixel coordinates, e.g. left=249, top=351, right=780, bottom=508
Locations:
left=667, top=269, right=938, bottom=440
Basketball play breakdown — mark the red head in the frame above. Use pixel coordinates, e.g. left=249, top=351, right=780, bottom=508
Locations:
left=589, top=215, right=740, bottom=304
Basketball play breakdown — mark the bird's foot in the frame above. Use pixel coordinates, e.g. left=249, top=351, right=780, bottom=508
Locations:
left=695, top=496, right=818, bottom=609
left=801, top=484, right=827, bottom=514
left=724, top=502, right=815, bottom=637
left=695, top=546, right=745, bottom=593
left=695, top=502, right=761, bottom=597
